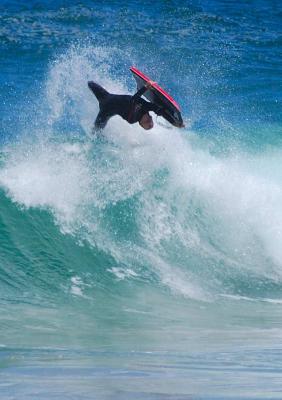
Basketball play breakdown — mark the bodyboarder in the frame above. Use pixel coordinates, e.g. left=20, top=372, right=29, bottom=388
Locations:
left=88, top=80, right=169, bottom=133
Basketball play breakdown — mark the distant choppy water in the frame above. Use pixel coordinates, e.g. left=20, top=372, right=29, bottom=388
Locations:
left=1, top=1, right=282, bottom=399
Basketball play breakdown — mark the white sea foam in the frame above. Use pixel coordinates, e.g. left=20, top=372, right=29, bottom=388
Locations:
left=70, top=276, right=89, bottom=297
left=107, top=267, right=138, bottom=280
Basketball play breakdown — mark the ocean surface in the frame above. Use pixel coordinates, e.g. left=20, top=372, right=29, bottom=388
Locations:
left=0, top=0, right=282, bottom=398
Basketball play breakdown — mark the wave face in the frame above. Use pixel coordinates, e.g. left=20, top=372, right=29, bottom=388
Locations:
left=1, top=0, right=282, bottom=355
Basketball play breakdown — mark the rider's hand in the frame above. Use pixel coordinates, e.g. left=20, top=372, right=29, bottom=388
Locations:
left=145, top=80, right=155, bottom=89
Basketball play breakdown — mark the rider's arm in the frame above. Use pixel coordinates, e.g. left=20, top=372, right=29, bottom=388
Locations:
left=131, top=86, right=148, bottom=103
left=142, top=100, right=163, bottom=116
left=131, top=81, right=164, bottom=115
left=131, top=81, right=156, bottom=102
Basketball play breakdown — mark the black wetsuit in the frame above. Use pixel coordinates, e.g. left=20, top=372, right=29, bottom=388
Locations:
left=88, top=81, right=162, bottom=131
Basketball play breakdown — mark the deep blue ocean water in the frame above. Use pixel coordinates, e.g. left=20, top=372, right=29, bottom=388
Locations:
left=1, top=1, right=282, bottom=398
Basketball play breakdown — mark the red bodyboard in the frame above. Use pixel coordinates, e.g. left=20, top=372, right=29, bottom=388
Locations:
left=130, top=67, right=183, bottom=128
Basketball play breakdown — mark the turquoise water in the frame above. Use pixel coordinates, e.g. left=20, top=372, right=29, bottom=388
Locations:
left=1, top=1, right=282, bottom=398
